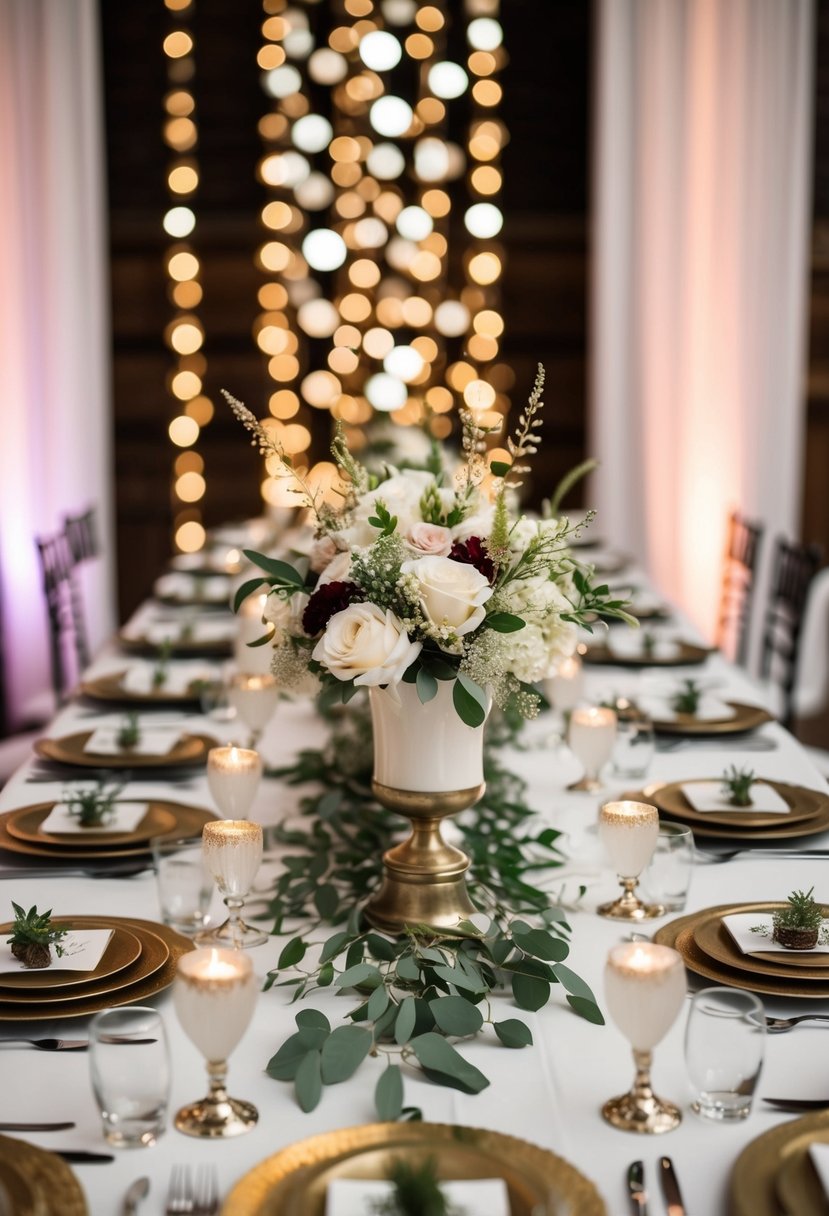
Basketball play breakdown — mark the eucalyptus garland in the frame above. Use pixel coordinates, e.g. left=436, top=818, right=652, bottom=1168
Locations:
left=260, top=701, right=603, bottom=1119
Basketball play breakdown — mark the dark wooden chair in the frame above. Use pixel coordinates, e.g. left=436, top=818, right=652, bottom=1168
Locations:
left=716, top=511, right=764, bottom=668
left=760, top=537, right=822, bottom=731
left=35, top=529, right=81, bottom=705
left=62, top=506, right=99, bottom=670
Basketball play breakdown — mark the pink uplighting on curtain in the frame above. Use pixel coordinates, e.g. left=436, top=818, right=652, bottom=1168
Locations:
left=591, top=0, right=815, bottom=646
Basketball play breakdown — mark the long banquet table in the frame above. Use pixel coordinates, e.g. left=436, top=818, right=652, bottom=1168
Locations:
left=1, top=560, right=827, bottom=1215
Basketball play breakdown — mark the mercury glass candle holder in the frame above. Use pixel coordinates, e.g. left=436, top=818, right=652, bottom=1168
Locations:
left=227, top=672, right=280, bottom=749
left=198, top=820, right=267, bottom=949
left=567, top=705, right=617, bottom=791
left=598, top=800, right=663, bottom=920
left=173, top=947, right=258, bottom=1138
left=206, top=745, right=262, bottom=820
left=603, top=942, right=686, bottom=1133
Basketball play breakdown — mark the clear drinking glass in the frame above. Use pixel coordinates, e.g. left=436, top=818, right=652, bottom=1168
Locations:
left=151, top=834, right=213, bottom=934
left=642, top=822, right=695, bottom=912
left=89, top=1007, right=170, bottom=1147
left=685, top=987, right=765, bottom=1120
left=567, top=706, right=617, bottom=791
left=611, top=702, right=656, bottom=779
left=198, top=820, right=267, bottom=948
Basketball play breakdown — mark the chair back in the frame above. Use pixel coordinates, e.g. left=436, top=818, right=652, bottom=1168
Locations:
left=716, top=511, right=764, bottom=667
left=63, top=507, right=99, bottom=565
left=35, top=530, right=78, bottom=704
left=760, top=537, right=822, bottom=730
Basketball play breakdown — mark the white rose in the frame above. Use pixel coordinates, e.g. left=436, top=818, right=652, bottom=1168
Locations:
left=309, top=535, right=339, bottom=574
left=407, top=522, right=453, bottom=557
left=316, top=550, right=353, bottom=587
left=401, top=555, right=493, bottom=636
left=312, top=603, right=421, bottom=686
left=263, top=590, right=309, bottom=639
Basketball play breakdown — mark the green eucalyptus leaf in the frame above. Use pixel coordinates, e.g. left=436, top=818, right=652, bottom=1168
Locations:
left=294, top=1049, right=322, bottom=1112
left=511, top=973, right=551, bottom=1011
left=493, top=1018, right=533, bottom=1048
left=367, top=985, right=390, bottom=1021
left=337, top=963, right=382, bottom=990
left=452, top=674, right=488, bottom=728
left=313, top=884, right=339, bottom=920
left=318, top=962, right=334, bottom=987
left=553, top=964, right=598, bottom=1003
left=366, top=933, right=397, bottom=962
left=375, top=1064, right=404, bottom=1121
left=395, top=996, right=417, bottom=1045
left=416, top=667, right=438, bottom=704
left=490, top=938, right=514, bottom=966
left=429, top=995, right=484, bottom=1037
left=432, top=963, right=486, bottom=993
left=410, top=1033, right=489, bottom=1094
left=486, top=612, right=526, bottom=633
left=567, top=995, right=605, bottom=1025
left=345, top=940, right=365, bottom=969
left=320, top=931, right=351, bottom=964
left=266, top=1032, right=308, bottom=1081
left=243, top=550, right=306, bottom=587
left=512, top=928, right=569, bottom=962
left=233, top=577, right=268, bottom=613
left=490, top=460, right=511, bottom=478
left=320, top=1025, right=373, bottom=1084
left=278, top=936, right=307, bottom=969
left=396, top=954, right=420, bottom=983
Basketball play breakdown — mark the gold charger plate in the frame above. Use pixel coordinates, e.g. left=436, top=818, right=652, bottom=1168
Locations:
left=640, top=778, right=823, bottom=830
left=34, top=730, right=215, bottom=769
left=651, top=700, right=774, bottom=736
left=220, top=1122, right=606, bottom=1216
left=630, top=783, right=829, bottom=841
left=0, top=802, right=216, bottom=861
left=729, top=1111, right=829, bottom=1216
left=694, top=915, right=829, bottom=981
left=119, top=630, right=233, bottom=658
left=0, top=917, right=192, bottom=1020
left=6, top=801, right=177, bottom=849
left=0, top=1134, right=87, bottom=1216
left=583, top=640, right=709, bottom=667
left=81, top=670, right=205, bottom=707
left=654, top=904, right=829, bottom=999
left=0, top=924, right=143, bottom=991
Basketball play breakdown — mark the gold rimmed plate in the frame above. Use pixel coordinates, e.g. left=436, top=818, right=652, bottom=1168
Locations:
left=0, top=1134, right=87, bottom=1216
left=729, top=1112, right=829, bottom=1216
left=0, top=802, right=216, bottom=861
left=654, top=903, right=829, bottom=999
left=582, top=640, right=710, bottom=667
left=651, top=700, right=774, bottom=736
left=6, top=801, right=178, bottom=849
left=628, top=783, right=829, bottom=841
left=693, top=915, right=829, bottom=981
left=34, top=730, right=216, bottom=769
left=0, top=917, right=192, bottom=1020
left=0, top=924, right=143, bottom=991
left=640, top=778, right=824, bottom=831
left=220, top=1122, right=606, bottom=1216
left=81, top=670, right=205, bottom=707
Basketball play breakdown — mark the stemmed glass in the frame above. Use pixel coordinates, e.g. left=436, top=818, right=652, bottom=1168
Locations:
left=198, top=820, right=267, bottom=948
left=598, top=800, right=663, bottom=920
left=227, top=672, right=279, bottom=749
left=206, top=746, right=262, bottom=820
left=567, top=706, right=617, bottom=791
left=603, top=942, right=686, bottom=1133
left=173, top=946, right=259, bottom=1137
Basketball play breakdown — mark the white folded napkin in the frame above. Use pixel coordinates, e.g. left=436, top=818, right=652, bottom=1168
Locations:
left=84, top=727, right=182, bottom=756
left=680, top=781, right=789, bottom=814
left=809, top=1144, right=829, bottom=1198
left=637, top=695, right=735, bottom=723
left=144, top=620, right=235, bottom=646
left=0, top=929, right=113, bottom=974
left=39, top=801, right=150, bottom=835
left=325, top=1178, right=509, bottom=1216
left=155, top=573, right=230, bottom=602
left=120, top=663, right=213, bottom=696
left=723, top=912, right=829, bottom=955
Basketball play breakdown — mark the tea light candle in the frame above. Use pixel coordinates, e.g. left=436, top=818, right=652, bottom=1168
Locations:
left=567, top=705, right=617, bottom=791
left=544, top=654, right=584, bottom=712
left=174, top=947, right=258, bottom=1061
left=202, top=820, right=263, bottom=897
left=228, top=672, right=280, bottom=745
left=207, top=745, right=263, bottom=819
left=604, top=942, right=686, bottom=1051
left=234, top=593, right=273, bottom=675
left=599, top=800, right=660, bottom=878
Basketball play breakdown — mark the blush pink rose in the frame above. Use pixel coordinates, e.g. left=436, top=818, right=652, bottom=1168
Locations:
left=407, top=522, right=453, bottom=557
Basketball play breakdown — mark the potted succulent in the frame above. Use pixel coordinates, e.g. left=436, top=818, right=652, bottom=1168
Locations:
left=721, top=766, right=756, bottom=807
left=64, top=779, right=123, bottom=828
left=116, top=711, right=141, bottom=750
left=672, top=679, right=701, bottom=716
left=773, top=888, right=824, bottom=950
left=7, top=903, right=68, bottom=969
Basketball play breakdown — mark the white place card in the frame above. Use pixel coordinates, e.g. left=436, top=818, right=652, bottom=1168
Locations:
left=39, top=801, right=150, bottom=835
left=326, top=1178, right=510, bottom=1216
left=681, top=781, right=790, bottom=815
left=637, top=695, right=736, bottom=723
left=84, top=727, right=182, bottom=756
left=155, top=573, right=230, bottom=602
left=0, top=929, right=114, bottom=974
left=120, top=663, right=212, bottom=696
left=723, top=913, right=829, bottom=956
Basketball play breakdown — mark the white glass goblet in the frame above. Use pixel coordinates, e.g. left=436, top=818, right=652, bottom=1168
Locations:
left=227, top=672, right=280, bottom=749
left=206, top=745, right=262, bottom=820
left=603, top=942, right=686, bottom=1133
left=567, top=705, right=617, bottom=791
left=598, top=800, right=663, bottom=920
left=198, top=820, right=267, bottom=948
left=173, top=947, right=258, bottom=1137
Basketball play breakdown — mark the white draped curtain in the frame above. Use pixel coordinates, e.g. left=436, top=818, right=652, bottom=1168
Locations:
left=0, top=0, right=115, bottom=727
left=590, top=0, right=815, bottom=648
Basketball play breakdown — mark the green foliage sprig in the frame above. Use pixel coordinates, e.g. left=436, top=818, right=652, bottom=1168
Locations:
left=721, top=766, right=755, bottom=807
left=672, top=679, right=701, bottom=716
left=373, top=1157, right=461, bottom=1216
left=8, top=903, right=68, bottom=968
left=774, top=887, right=823, bottom=931
left=116, top=712, right=140, bottom=750
left=63, top=779, right=123, bottom=828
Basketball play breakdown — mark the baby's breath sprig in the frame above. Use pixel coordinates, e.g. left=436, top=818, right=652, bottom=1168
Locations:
left=222, top=389, right=321, bottom=514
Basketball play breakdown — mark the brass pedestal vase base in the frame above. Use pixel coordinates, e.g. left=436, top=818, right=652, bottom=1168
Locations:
left=567, top=776, right=605, bottom=792
left=364, top=781, right=484, bottom=935
left=602, top=1050, right=681, bottom=1134
left=175, top=1063, right=258, bottom=1138
left=598, top=878, right=663, bottom=921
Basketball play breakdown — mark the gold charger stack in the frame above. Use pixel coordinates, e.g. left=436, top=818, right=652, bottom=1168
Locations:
left=630, top=779, right=829, bottom=841
left=730, top=1112, right=829, bottom=1216
left=0, top=801, right=216, bottom=863
left=0, top=1133, right=88, bottom=1215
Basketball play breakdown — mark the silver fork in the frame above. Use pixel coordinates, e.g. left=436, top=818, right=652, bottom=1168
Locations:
left=194, top=1164, right=220, bottom=1215
left=166, top=1165, right=194, bottom=1215
left=694, top=847, right=829, bottom=864
left=765, top=1014, right=829, bottom=1033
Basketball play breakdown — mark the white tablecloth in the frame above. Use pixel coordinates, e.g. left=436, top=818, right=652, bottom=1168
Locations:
left=1, top=595, right=827, bottom=1215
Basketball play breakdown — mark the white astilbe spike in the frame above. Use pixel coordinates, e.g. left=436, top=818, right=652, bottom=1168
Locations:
left=221, top=388, right=321, bottom=515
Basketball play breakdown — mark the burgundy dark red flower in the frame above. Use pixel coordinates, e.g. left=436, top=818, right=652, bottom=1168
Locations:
left=302, top=581, right=362, bottom=636
left=448, top=536, right=496, bottom=583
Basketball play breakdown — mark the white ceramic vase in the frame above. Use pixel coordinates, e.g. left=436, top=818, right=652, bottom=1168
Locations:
left=369, top=679, right=488, bottom=793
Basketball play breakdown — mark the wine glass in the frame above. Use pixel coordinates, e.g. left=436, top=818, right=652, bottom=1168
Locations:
left=567, top=705, right=617, bottom=791
left=227, top=672, right=279, bottom=749
left=173, top=946, right=259, bottom=1137
left=542, top=654, right=585, bottom=747
left=603, top=942, right=686, bottom=1133
left=206, top=745, right=262, bottom=820
left=198, top=820, right=267, bottom=948
left=597, top=800, right=663, bottom=920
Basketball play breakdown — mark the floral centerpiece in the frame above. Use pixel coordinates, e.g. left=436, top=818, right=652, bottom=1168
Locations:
left=226, top=365, right=632, bottom=729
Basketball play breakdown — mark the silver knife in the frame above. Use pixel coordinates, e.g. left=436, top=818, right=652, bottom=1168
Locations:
left=660, top=1156, right=687, bottom=1216
left=122, top=1176, right=150, bottom=1216
left=628, top=1160, right=648, bottom=1215
left=0, top=1121, right=75, bottom=1131
left=763, top=1097, right=829, bottom=1111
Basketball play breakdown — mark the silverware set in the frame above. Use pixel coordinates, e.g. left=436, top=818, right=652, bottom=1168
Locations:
left=627, top=1157, right=686, bottom=1215
left=166, top=1164, right=220, bottom=1215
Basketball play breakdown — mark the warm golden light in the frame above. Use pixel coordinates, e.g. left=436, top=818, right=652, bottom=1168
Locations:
left=468, top=251, right=502, bottom=284
left=171, top=370, right=202, bottom=400
left=185, top=396, right=214, bottom=425
left=175, top=470, right=207, bottom=502
left=169, top=415, right=200, bottom=447
left=167, top=251, right=199, bottom=281
left=416, top=6, right=444, bottom=32
left=168, top=164, right=199, bottom=194
left=169, top=321, right=204, bottom=355
left=164, top=31, right=194, bottom=59
left=175, top=520, right=206, bottom=552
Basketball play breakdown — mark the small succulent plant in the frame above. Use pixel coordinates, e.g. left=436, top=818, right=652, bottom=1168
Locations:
left=7, top=903, right=68, bottom=969
left=641, top=630, right=656, bottom=657
left=772, top=888, right=825, bottom=950
left=672, top=678, right=701, bottom=715
left=117, top=711, right=141, bottom=750
left=63, top=779, right=123, bottom=828
left=721, top=766, right=756, bottom=807
left=151, top=639, right=172, bottom=690
left=372, top=1157, right=460, bottom=1216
